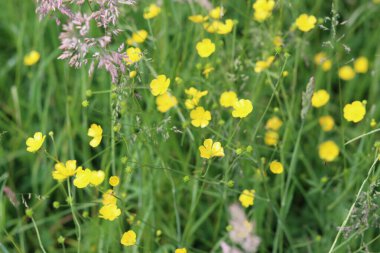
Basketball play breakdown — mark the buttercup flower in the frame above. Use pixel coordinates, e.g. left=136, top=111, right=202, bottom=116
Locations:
left=253, top=0, right=275, bottom=22
left=121, top=230, right=137, bottom=246
left=196, top=39, right=215, bottom=58
left=319, top=140, right=339, bottom=162
left=26, top=132, right=46, bottom=153
left=88, top=124, right=103, bottom=148
left=199, top=139, right=225, bottom=159
left=190, top=106, right=211, bottom=128
left=175, top=248, right=187, bottom=253
left=150, top=75, right=170, bottom=96
left=295, top=14, right=317, bottom=32
left=109, top=176, right=120, bottom=187
left=232, top=99, right=253, bottom=118
left=319, top=115, right=334, bottom=131
left=156, top=93, right=178, bottom=112
left=125, top=47, right=142, bottom=65
left=354, top=57, right=369, bottom=73
left=127, top=30, right=148, bottom=45
left=73, top=168, right=92, bottom=188
left=265, top=116, right=283, bottom=131
left=52, top=160, right=78, bottom=181
left=314, top=52, right=332, bottom=71
left=90, top=170, right=105, bottom=186
left=311, top=89, right=330, bottom=108
left=254, top=56, right=275, bottom=73
left=273, top=36, right=283, bottom=47
left=99, top=204, right=121, bottom=221
left=102, top=190, right=117, bottom=205
left=338, top=66, right=356, bottom=81
left=209, top=6, right=224, bottom=19
left=343, top=101, right=366, bottom=123
left=220, top=91, right=238, bottom=108
left=269, top=161, right=283, bottom=174
left=189, top=15, right=208, bottom=23
left=24, top=50, right=41, bottom=66
left=203, top=64, right=215, bottom=78
left=185, top=87, right=208, bottom=109
left=264, top=131, right=279, bottom=146
left=239, top=189, right=255, bottom=208
left=143, top=4, right=161, bottom=19
left=216, top=19, right=234, bottom=34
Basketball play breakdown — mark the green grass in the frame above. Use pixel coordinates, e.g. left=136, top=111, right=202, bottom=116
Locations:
left=1, top=0, right=380, bottom=252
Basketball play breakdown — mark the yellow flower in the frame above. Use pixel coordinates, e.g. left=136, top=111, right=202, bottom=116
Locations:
left=354, top=57, right=369, bottom=73
left=319, top=115, right=334, bottom=132
left=199, top=139, right=224, bottom=159
left=90, top=170, right=105, bottom=186
left=190, top=106, right=211, bottom=128
left=185, top=87, right=208, bottom=109
left=196, top=39, right=215, bottom=58
left=239, top=189, right=255, bottom=208
left=52, top=160, right=78, bottom=181
left=343, top=101, right=366, bottom=123
left=26, top=132, right=46, bottom=153
left=99, top=204, right=121, bottom=221
left=143, top=4, right=161, bottom=19
left=24, top=50, right=40, bottom=66
left=338, top=66, right=356, bottom=81
left=127, top=30, right=148, bottom=45
left=252, top=0, right=275, bottom=22
left=175, top=248, right=187, bottom=253
left=264, top=130, right=279, bottom=146
left=265, top=116, right=283, bottom=131
left=209, top=6, right=224, bottom=19
left=370, top=118, right=377, bottom=128
left=311, top=89, right=330, bottom=108
left=203, top=64, right=215, bottom=78
left=125, top=47, right=142, bottom=65
left=216, top=19, right=234, bottom=34
left=314, top=52, right=332, bottom=71
left=88, top=124, right=103, bottom=148
left=273, top=35, right=283, bottom=47
left=129, top=70, right=137, bottom=78
left=156, top=93, right=178, bottom=113
left=269, top=160, right=284, bottom=174
left=232, top=99, right=253, bottom=118
left=189, top=15, right=208, bottom=23
left=319, top=140, right=339, bottom=162
left=102, top=190, right=117, bottom=205
left=254, top=56, right=275, bottom=73
left=150, top=75, right=170, bottom=96
left=109, top=176, right=120, bottom=187
left=220, top=91, right=238, bottom=108
left=295, top=14, right=317, bottom=32
left=121, top=230, right=137, bottom=246
left=73, top=168, right=92, bottom=188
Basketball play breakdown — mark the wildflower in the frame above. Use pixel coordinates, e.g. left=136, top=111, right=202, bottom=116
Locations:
left=52, top=160, right=78, bottom=181
left=175, top=248, right=187, bottom=253
left=319, top=140, right=339, bottom=162
left=216, top=19, right=234, bottom=34
left=109, top=176, right=120, bottom=187
left=220, top=91, right=238, bottom=108
left=129, top=70, right=137, bottom=78
left=196, top=39, right=215, bottom=58
left=203, top=64, right=215, bottom=78
left=314, top=52, right=332, bottom=71
left=252, top=0, right=275, bottom=22
left=295, top=14, right=317, bottom=32
left=265, top=116, right=283, bottom=131
left=209, top=6, right=224, bottom=19
left=354, top=57, right=369, bottom=73
left=90, top=170, right=105, bottom=186
left=343, top=101, right=366, bottom=123
left=26, top=132, right=46, bottom=153
left=232, top=99, right=253, bottom=118
left=264, top=131, right=279, bottom=146
left=239, top=189, right=255, bottom=208
left=99, top=204, right=121, bottom=221
left=125, top=47, right=142, bottom=65
left=371, top=119, right=377, bottom=128
left=269, top=161, right=284, bottom=174
left=311, top=89, right=330, bottom=108
left=254, top=56, right=275, bottom=73
left=143, top=4, right=161, bottom=19
left=150, top=75, right=170, bottom=96
left=73, top=168, right=92, bottom=188
left=24, top=50, right=41, bottom=66
left=127, top=30, right=148, bottom=45
left=338, top=66, right=356, bottom=81
left=190, top=106, right=211, bottom=128
left=199, top=139, right=225, bottom=159
left=319, top=115, right=334, bottom=131
left=102, top=190, right=117, bottom=205
left=273, top=36, right=283, bottom=47
left=121, top=230, right=137, bottom=246
left=156, top=93, right=178, bottom=112
left=88, top=124, right=103, bottom=148
left=185, top=87, right=208, bottom=109
left=189, top=15, right=207, bottom=23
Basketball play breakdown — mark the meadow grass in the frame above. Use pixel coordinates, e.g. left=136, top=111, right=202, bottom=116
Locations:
left=1, top=0, right=380, bottom=252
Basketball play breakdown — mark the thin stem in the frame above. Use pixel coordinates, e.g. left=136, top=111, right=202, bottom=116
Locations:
left=30, top=217, right=46, bottom=253
left=67, top=180, right=81, bottom=253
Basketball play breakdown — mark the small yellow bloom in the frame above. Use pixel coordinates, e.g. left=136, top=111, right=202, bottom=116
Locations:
left=216, top=19, right=234, bottom=34
left=314, top=52, right=332, bottom=71
left=175, top=248, right=187, bottom=253
left=199, top=139, right=224, bottom=159
left=269, top=160, right=284, bottom=174
left=99, top=204, right=121, bottom=221
left=73, top=168, right=92, bottom=188
left=338, top=65, right=356, bottom=81
left=188, top=15, right=208, bottom=23
left=196, top=39, right=216, bottom=58
left=52, top=160, right=78, bottom=181
left=143, top=4, right=161, bottom=20
left=264, top=130, right=279, bottom=146
left=311, top=89, right=330, bottom=108
left=253, top=0, right=275, bottom=22
left=127, top=30, right=148, bottom=45
left=354, top=57, right=369, bottom=73
left=203, top=64, right=215, bottom=78
left=129, top=70, right=137, bottom=78
left=370, top=118, right=377, bottom=128
left=319, top=140, right=339, bottom=162
left=90, top=170, right=105, bottom=186
left=266, top=116, right=283, bottom=131
left=319, top=115, right=335, bottom=132
left=88, top=124, right=103, bottom=148
left=24, top=50, right=40, bottom=66
left=232, top=99, right=253, bottom=118
left=190, top=106, right=211, bottom=128
left=185, top=87, right=208, bottom=109
left=125, top=47, right=142, bottom=65
left=150, top=75, right=170, bottom=96
left=295, top=14, right=317, bottom=32
left=239, top=189, right=255, bottom=208
left=254, top=56, right=275, bottom=73
left=26, top=132, right=46, bottom=153
left=156, top=93, right=178, bottom=113
left=220, top=91, right=238, bottom=108
left=121, top=230, right=137, bottom=246
left=273, top=35, right=283, bottom=47
left=102, top=190, right=117, bottom=205
left=343, top=101, right=366, bottom=123
left=109, top=176, right=120, bottom=187
left=209, top=6, right=224, bottom=19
